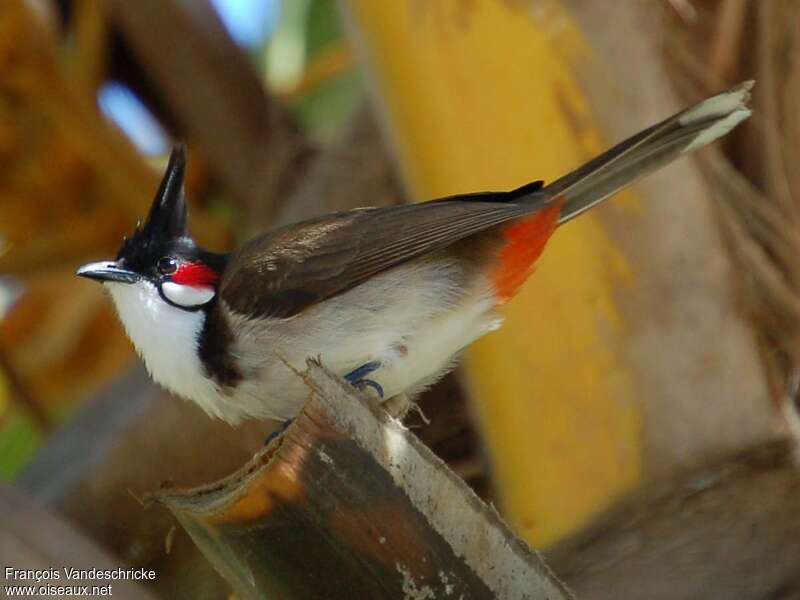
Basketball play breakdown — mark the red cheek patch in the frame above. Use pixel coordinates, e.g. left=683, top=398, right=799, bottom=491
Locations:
left=172, top=262, right=219, bottom=288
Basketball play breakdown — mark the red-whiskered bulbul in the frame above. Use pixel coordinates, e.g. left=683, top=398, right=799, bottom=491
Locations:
left=77, top=82, right=752, bottom=424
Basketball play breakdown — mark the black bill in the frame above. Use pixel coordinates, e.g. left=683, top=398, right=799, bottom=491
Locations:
left=76, top=261, right=140, bottom=284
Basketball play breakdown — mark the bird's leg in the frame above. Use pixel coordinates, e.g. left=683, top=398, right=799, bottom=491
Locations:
left=344, top=363, right=415, bottom=421
left=344, top=361, right=384, bottom=398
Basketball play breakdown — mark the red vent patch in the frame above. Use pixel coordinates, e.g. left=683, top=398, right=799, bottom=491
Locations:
left=493, top=200, right=562, bottom=304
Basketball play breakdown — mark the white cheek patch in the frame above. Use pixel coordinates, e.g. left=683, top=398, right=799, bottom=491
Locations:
left=161, top=281, right=215, bottom=307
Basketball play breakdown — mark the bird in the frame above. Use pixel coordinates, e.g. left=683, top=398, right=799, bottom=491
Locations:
left=77, top=82, right=753, bottom=425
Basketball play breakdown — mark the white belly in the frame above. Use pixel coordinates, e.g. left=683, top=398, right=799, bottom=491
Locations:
left=369, top=291, right=501, bottom=399
left=224, top=258, right=500, bottom=422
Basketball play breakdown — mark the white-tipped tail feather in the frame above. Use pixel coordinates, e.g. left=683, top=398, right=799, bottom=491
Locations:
left=681, top=81, right=753, bottom=151
left=546, top=81, right=754, bottom=223
left=678, top=80, right=752, bottom=125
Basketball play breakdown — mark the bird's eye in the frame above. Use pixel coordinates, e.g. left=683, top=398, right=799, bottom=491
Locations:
left=157, top=257, right=178, bottom=275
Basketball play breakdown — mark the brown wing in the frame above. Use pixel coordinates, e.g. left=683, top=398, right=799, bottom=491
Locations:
left=219, top=186, right=549, bottom=319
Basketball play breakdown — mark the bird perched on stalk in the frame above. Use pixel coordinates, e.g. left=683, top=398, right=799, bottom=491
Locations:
left=78, top=82, right=753, bottom=424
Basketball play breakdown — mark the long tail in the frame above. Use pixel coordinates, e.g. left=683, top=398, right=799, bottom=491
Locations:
left=541, top=81, right=753, bottom=223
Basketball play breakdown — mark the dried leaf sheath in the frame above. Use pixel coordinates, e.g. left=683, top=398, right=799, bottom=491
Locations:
left=154, top=362, right=571, bottom=600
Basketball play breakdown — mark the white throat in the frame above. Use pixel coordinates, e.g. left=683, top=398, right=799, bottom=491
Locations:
left=106, top=280, right=225, bottom=418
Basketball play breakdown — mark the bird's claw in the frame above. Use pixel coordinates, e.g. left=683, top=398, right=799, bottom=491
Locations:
left=353, top=378, right=384, bottom=398
left=344, top=361, right=384, bottom=399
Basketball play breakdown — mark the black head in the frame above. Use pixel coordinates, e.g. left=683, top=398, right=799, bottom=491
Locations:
left=77, top=145, right=227, bottom=310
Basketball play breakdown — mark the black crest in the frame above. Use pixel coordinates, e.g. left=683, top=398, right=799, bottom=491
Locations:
left=117, top=145, right=191, bottom=271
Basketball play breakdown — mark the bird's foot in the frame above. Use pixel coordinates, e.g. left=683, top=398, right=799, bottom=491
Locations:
left=383, top=393, right=411, bottom=419
left=344, top=361, right=384, bottom=399
left=264, top=418, right=293, bottom=446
